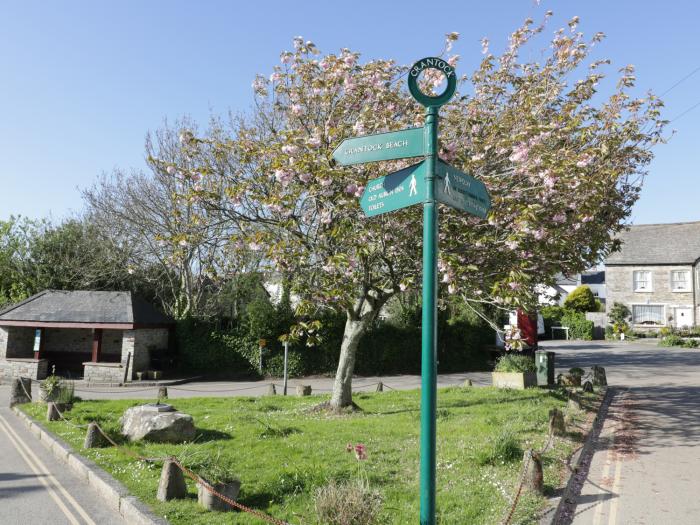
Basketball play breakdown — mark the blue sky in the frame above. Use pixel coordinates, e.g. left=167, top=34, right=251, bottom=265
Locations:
left=1, top=0, right=699, bottom=225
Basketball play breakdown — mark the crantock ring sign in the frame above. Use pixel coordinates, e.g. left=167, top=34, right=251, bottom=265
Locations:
left=407, top=57, right=457, bottom=107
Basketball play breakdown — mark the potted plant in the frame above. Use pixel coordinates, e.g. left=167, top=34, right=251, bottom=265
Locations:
left=492, top=354, right=537, bottom=389
left=197, top=458, right=241, bottom=512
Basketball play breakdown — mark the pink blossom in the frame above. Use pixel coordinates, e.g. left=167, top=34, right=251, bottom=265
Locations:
left=292, top=36, right=304, bottom=50
left=552, top=212, right=567, bottom=223
left=274, top=169, right=293, bottom=186
left=290, top=104, right=303, bottom=115
left=299, top=173, right=312, bottom=183
left=576, top=155, right=593, bottom=168
left=481, top=37, right=489, bottom=55
left=281, top=144, right=298, bottom=155
left=508, top=282, right=521, bottom=290
left=269, top=72, right=282, bottom=83
left=354, top=443, right=367, bottom=461
left=320, top=178, right=332, bottom=187
left=307, top=136, right=321, bottom=147
left=343, top=55, right=356, bottom=67
left=345, top=183, right=358, bottom=195
left=166, top=166, right=176, bottom=175
left=399, top=283, right=408, bottom=292
left=505, top=240, right=519, bottom=250
left=509, top=143, right=529, bottom=163
left=448, top=283, right=457, bottom=294
left=534, top=229, right=547, bottom=240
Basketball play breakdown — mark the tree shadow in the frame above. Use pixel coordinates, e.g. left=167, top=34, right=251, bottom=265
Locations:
left=194, top=428, right=233, bottom=443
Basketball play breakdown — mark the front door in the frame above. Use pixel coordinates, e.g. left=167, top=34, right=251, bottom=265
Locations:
left=675, top=307, right=693, bottom=328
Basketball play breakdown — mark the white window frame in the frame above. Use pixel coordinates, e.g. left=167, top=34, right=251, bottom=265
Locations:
left=633, top=270, right=652, bottom=292
left=631, top=304, right=666, bottom=326
left=670, top=270, right=691, bottom=292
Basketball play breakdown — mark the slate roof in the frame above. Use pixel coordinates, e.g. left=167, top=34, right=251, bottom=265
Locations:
left=605, top=222, right=700, bottom=265
left=581, top=271, right=605, bottom=285
left=0, top=290, right=173, bottom=326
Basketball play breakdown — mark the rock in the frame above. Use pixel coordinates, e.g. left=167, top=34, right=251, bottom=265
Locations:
left=463, top=379, right=473, bottom=387
left=567, top=393, right=582, bottom=412
left=582, top=381, right=594, bottom=393
left=592, top=366, right=607, bottom=387
left=46, top=402, right=60, bottom=421
left=522, top=449, right=544, bottom=494
left=549, top=408, right=566, bottom=436
left=121, top=404, right=196, bottom=443
left=83, top=422, right=104, bottom=449
left=10, top=378, right=32, bottom=406
left=376, top=382, right=384, bottom=392
left=197, top=480, right=241, bottom=511
left=158, top=387, right=168, bottom=399
left=267, top=383, right=276, bottom=395
left=296, top=385, right=312, bottom=397
left=157, top=459, right=188, bottom=501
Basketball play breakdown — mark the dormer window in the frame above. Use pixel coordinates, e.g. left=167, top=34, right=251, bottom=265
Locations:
left=670, top=270, right=691, bottom=292
left=633, top=270, right=652, bottom=292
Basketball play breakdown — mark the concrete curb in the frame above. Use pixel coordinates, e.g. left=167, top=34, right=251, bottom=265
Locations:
left=543, top=386, right=614, bottom=525
left=12, top=406, right=168, bottom=525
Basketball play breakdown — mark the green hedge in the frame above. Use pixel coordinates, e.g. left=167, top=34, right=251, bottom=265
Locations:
left=175, top=312, right=493, bottom=378
left=560, top=310, right=594, bottom=340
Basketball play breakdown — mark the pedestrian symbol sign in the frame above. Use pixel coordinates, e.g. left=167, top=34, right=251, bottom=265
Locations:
left=359, top=162, right=426, bottom=217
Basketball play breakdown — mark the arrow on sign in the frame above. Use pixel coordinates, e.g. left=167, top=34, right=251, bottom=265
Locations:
left=434, top=160, right=491, bottom=218
left=332, top=127, right=425, bottom=166
left=360, top=161, right=426, bottom=217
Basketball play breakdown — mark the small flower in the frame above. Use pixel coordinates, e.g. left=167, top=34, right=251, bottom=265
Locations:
left=552, top=212, right=567, bottom=223
left=299, top=173, right=312, bottom=183
left=320, top=178, right=332, bottom=187
left=166, top=166, right=176, bottom=175
left=354, top=443, right=367, bottom=460
left=346, top=443, right=353, bottom=453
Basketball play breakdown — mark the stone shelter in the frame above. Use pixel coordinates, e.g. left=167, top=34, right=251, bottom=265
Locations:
left=0, top=290, right=174, bottom=382
left=605, top=221, right=700, bottom=330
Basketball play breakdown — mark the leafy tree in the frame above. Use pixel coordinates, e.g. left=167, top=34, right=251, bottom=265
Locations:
left=609, top=301, right=631, bottom=325
left=563, top=285, right=597, bottom=312
left=169, top=15, right=665, bottom=409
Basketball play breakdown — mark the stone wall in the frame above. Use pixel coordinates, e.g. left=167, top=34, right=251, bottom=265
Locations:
left=606, top=264, right=696, bottom=328
left=83, top=362, right=124, bottom=384
left=0, top=358, right=49, bottom=380
left=585, top=312, right=608, bottom=339
left=2, top=327, right=36, bottom=358
left=120, top=328, right=169, bottom=381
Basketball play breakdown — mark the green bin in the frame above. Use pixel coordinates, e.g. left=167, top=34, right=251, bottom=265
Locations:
left=535, top=351, right=555, bottom=386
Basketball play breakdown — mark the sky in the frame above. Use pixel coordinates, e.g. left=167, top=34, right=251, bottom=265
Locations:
left=1, top=0, right=699, bottom=225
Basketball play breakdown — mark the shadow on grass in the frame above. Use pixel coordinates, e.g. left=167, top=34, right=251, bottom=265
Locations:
left=194, top=428, right=233, bottom=442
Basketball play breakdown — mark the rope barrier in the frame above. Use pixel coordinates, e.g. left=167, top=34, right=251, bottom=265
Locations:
left=19, top=377, right=292, bottom=525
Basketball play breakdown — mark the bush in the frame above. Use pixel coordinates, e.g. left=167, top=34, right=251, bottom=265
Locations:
left=314, top=479, right=382, bottom=525
left=609, top=302, right=631, bottom=325
left=659, top=335, right=683, bottom=347
left=564, top=285, right=597, bottom=312
left=560, top=310, right=594, bottom=340
left=683, top=339, right=699, bottom=349
left=494, top=353, right=535, bottom=373
left=541, top=305, right=566, bottom=338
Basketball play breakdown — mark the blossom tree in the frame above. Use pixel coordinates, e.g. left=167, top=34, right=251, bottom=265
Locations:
left=179, top=14, right=665, bottom=410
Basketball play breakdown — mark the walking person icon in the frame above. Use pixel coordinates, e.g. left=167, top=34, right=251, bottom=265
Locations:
left=444, top=172, right=452, bottom=195
left=409, top=173, right=418, bottom=196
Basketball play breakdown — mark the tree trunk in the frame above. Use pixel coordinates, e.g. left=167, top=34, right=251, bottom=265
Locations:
left=329, top=301, right=380, bottom=410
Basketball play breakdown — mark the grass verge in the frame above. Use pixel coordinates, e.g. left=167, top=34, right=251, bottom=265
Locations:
left=21, top=386, right=594, bottom=524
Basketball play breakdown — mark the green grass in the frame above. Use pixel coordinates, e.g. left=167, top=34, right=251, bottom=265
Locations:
left=21, top=387, right=590, bottom=524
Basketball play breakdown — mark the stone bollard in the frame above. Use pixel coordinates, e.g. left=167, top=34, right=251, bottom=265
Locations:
left=84, top=422, right=104, bottom=449
left=582, top=381, right=594, bottom=393
left=46, top=402, right=60, bottom=422
left=296, top=385, right=312, bottom=397
left=158, top=387, right=168, bottom=400
left=10, top=377, right=32, bottom=407
left=376, top=382, right=384, bottom=392
left=156, top=459, right=188, bottom=502
left=463, top=379, right=473, bottom=387
left=267, top=384, right=277, bottom=396
left=592, top=366, right=607, bottom=387
left=522, top=449, right=544, bottom=494
left=549, top=408, right=566, bottom=436
left=567, top=393, right=582, bottom=412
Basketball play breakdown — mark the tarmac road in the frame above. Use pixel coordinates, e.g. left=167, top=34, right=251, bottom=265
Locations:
left=545, top=339, right=700, bottom=525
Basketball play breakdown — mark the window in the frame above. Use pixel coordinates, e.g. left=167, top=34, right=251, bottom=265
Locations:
left=632, top=305, right=664, bottom=326
left=633, top=270, right=652, bottom=292
left=670, top=270, right=691, bottom=292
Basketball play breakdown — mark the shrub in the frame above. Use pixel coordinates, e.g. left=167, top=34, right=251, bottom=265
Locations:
left=494, top=353, right=535, bottom=373
left=683, top=339, right=699, bottom=349
left=560, top=310, right=594, bottom=340
left=541, top=305, right=566, bottom=338
left=659, top=326, right=673, bottom=337
left=564, top=285, right=597, bottom=312
left=314, top=479, right=382, bottom=525
left=476, top=428, right=522, bottom=465
left=659, top=335, right=683, bottom=347
left=609, top=302, right=631, bottom=325
left=568, top=367, right=585, bottom=377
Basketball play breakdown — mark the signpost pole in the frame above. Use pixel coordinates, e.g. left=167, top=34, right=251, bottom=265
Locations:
left=420, top=105, right=439, bottom=525
left=283, top=341, right=289, bottom=396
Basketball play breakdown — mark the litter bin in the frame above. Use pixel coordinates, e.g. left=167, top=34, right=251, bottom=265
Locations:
left=535, top=351, right=555, bottom=386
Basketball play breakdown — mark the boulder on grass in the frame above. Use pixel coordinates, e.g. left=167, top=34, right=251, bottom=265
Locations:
left=121, top=404, right=195, bottom=443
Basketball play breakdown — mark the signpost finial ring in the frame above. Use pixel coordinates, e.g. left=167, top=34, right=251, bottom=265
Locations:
left=408, top=57, right=457, bottom=107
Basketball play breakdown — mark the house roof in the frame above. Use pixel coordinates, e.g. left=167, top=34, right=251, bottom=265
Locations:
left=605, top=222, right=700, bottom=265
left=581, top=271, right=605, bottom=285
left=0, top=290, right=173, bottom=329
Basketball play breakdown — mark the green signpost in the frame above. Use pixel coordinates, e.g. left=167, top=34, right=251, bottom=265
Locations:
left=337, top=56, right=491, bottom=525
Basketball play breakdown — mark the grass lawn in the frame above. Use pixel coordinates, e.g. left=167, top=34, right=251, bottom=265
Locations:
left=21, top=386, right=593, bottom=524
